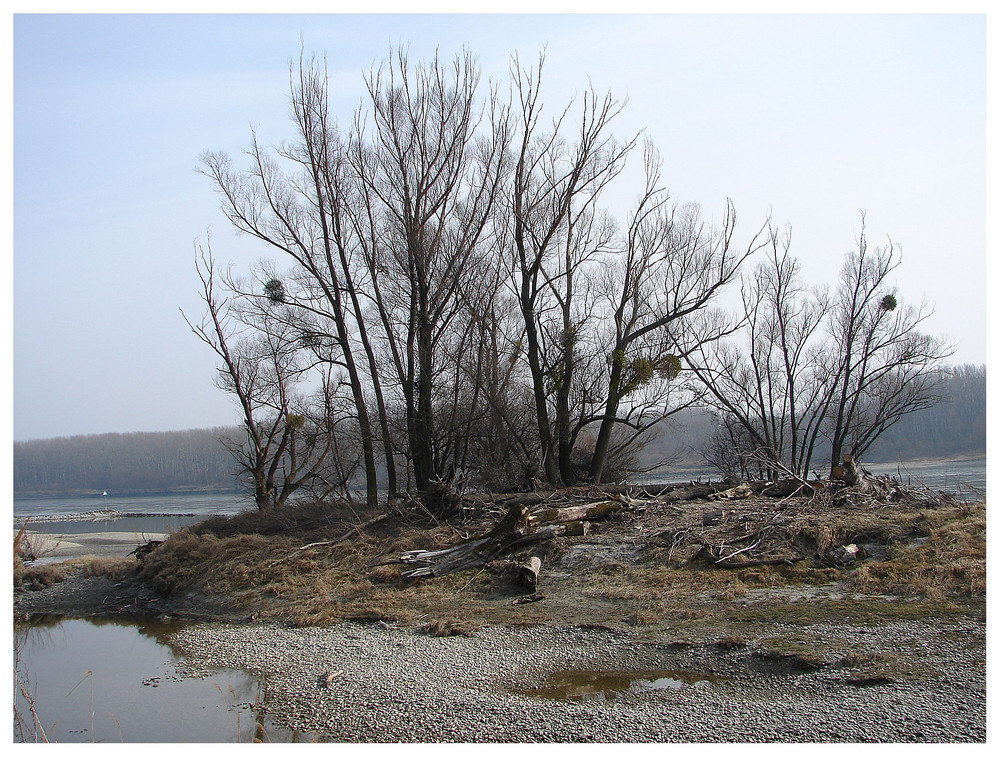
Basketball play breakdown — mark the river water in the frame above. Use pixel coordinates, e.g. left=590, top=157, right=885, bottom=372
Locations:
left=12, top=492, right=274, bottom=742
left=638, top=456, right=987, bottom=501
left=863, top=457, right=987, bottom=498
left=13, top=616, right=315, bottom=743
left=13, top=490, right=251, bottom=521
left=13, top=455, right=987, bottom=534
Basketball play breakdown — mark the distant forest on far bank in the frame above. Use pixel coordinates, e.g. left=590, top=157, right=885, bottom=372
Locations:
left=13, top=427, right=242, bottom=496
left=13, top=365, right=985, bottom=497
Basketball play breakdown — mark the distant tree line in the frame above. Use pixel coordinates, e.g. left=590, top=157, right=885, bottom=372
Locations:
left=189, top=46, right=952, bottom=509
left=866, top=363, right=986, bottom=462
left=12, top=360, right=981, bottom=497
left=13, top=427, right=242, bottom=496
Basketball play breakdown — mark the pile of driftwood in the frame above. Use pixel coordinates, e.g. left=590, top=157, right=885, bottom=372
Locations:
left=375, top=455, right=959, bottom=585
left=377, top=492, right=630, bottom=580
left=374, top=480, right=769, bottom=582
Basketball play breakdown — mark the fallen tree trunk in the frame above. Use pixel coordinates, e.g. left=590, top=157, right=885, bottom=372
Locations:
left=396, top=525, right=565, bottom=578
left=382, top=503, right=579, bottom=578
left=707, top=483, right=754, bottom=501
left=530, top=498, right=623, bottom=524
left=657, top=483, right=751, bottom=503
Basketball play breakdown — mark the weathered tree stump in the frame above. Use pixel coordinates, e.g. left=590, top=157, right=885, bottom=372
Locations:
left=517, top=556, right=542, bottom=591
left=831, top=454, right=862, bottom=486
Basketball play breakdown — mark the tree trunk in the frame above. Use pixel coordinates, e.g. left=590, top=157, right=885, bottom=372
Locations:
left=588, top=356, right=624, bottom=482
left=831, top=453, right=861, bottom=486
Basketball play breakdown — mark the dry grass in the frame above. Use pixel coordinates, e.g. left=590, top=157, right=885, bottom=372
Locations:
left=717, top=635, right=748, bottom=650
left=843, top=502, right=986, bottom=600
left=839, top=651, right=885, bottom=668
left=132, top=500, right=485, bottom=626
left=119, top=491, right=984, bottom=630
left=14, top=563, right=68, bottom=590
left=76, top=556, right=136, bottom=581
left=417, top=619, right=475, bottom=637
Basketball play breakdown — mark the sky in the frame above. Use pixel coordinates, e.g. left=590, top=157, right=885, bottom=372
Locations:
left=8, top=8, right=989, bottom=442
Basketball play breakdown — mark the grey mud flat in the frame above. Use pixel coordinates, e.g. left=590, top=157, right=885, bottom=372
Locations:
left=170, top=616, right=986, bottom=743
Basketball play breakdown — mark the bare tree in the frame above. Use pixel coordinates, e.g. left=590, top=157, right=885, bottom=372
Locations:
left=824, top=215, right=953, bottom=470
left=185, top=249, right=344, bottom=509
left=507, top=52, right=634, bottom=485
left=586, top=143, right=764, bottom=482
left=687, top=214, right=952, bottom=480
left=201, top=53, right=395, bottom=508
left=684, top=223, right=831, bottom=477
left=348, top=47, right=511, bottom=492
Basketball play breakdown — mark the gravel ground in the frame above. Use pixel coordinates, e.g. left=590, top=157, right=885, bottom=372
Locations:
left=170, top=616, right=986, bottom=743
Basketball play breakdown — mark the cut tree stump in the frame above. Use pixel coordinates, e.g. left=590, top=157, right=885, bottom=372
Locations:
left=517, top=556, right=542, bottom=591
left=831, top=454, right=862, bottom=487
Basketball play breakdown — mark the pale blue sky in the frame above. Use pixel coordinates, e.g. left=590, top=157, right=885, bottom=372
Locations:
left=10, top=12, right=988, bottom=440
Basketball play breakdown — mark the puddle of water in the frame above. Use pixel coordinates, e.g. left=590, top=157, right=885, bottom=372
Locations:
left=514, top=669, right=727, bottom=702
left=13, top=615, right=316, bottom=743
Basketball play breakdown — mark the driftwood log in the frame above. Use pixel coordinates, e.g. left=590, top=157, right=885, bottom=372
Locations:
left=532, top=498, right=624, bottom=524
left=383, top=494, right=630, bottom=579
left=657, top=483, right=748, bottom=503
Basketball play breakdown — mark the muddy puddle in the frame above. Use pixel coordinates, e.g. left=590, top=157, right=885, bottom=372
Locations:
left=13, top=615, right=317, bottom=743
left=515, top=669, right=728, bottom=702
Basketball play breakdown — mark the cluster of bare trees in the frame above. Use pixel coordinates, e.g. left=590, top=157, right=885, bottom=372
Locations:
left=689, top=215, right=953, bottom=480
left=190, top=48, right=950, bottom=509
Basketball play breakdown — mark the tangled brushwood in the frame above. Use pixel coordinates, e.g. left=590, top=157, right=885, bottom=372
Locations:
left=98, top=462, right=984, bottom=631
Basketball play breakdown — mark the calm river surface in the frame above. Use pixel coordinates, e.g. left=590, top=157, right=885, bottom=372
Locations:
left=13, top=455, right=987, bottom=532
left=13, top=616, right=316, bottom=743
left=13, top=491, right=251, bottom=521
left=640, top=456, right=987, bottom=500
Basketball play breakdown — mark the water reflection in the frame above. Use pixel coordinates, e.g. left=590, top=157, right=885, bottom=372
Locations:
left=13, top=616, right=312, bottom=743
left=514, top=669, right=728, bottom=702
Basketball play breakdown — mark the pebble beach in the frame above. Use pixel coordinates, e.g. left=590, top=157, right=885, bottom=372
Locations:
left=171, top=616, right=987, bottom=742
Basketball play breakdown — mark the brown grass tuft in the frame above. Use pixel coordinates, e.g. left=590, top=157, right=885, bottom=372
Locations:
left=15, top=563, right=68, bottom=590
left=78, top=557, right=136, bottom=581
left=839, top=651, right=884, bottom=668
left=417, top=619, right=474, bottom=637
left=717, top=635, right=748, bottom=650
